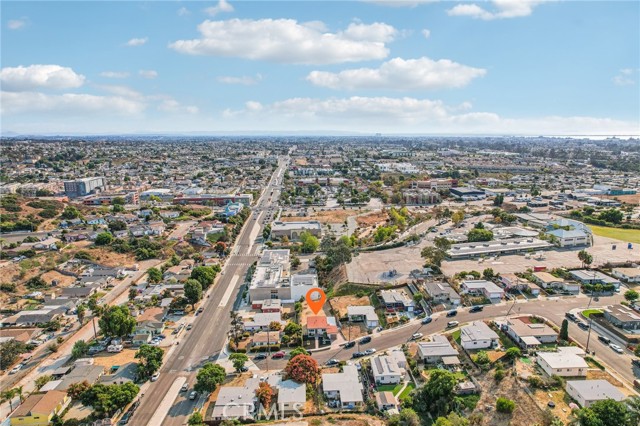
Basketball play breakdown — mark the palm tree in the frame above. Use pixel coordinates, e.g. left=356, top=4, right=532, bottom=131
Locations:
left=13, top=386, right=24, bottom=403
left=1, top=389, right=17, bottom=411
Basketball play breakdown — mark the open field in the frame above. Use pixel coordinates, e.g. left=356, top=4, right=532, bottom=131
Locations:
left=92, top=348, right=138, bottom=368
left=588, top=225, right=640, bottom=244
left=602, top=193, right=640, bottom=205
left=280, top=208, right=359, bottom=224
left=328, top=295, right=370, bottom=318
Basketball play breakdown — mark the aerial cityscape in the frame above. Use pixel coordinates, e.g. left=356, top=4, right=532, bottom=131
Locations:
left=1, top=2, right=639, bottom=426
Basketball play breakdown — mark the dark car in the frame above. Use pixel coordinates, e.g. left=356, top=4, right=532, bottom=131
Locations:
left=598, top=335, right=611, bottom=345
left=469, top=305, right=484, bottom=313
left=631, top=359, right=640, bottom=368
left=240, top=366, right=249, bottom=372
left=577, top=322, right=590, bottom=330
left=446, top=310, right=458, bottom=317
left=119, top=413, right=132, bottom=425
left=343, top=341, right=356, bottom=349
left=254, top=353, right=267, bottom=360
left=565, top=312, right=577, bottom=322
left=421, top=316, right=433, bottom=325
left=326, top=359, right=340, bottom=366
left=352, top=352, right=365, bottom=359
left=359, top=336, right=371, bottom=344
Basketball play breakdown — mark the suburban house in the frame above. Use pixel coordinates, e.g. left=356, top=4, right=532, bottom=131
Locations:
left=268, top=375, right=306, bottom=414
left=211, top=378, right=259, bottom=421
left=251, top=331, right=281, bottom=347
left=423, top=281, right=461, bottom=305
left=569, top=270, right=621, bottom=290
left=99, top=362, right=138, bottom=386
left=305, top=316, right=338, bottom=340
left=9, top=390, right=70, bottom=426
left=379, top=289, right=415, bottom=312
left=60, top=286, right=96, bottom=299
left=500, top=274, right=541, bottom=296
left=371, top=354, right=406, bottom=385
left=565, top=380, right=625, bottom=408
left=135, top=307, right=166, bottom=336
left=460, top=280, right=504, bottom=303
left=603, top=304, right=640, bottom=332
left=346, top=305, right=379, bottom=329
left=243, top=312, right=285, bottom=332
left=460, top=321, right=499, bottom=350
left=251, top=299, right=282, bottom=313
left=537, top=347, right=588, bottom=377
left=612, top=267, right=640, bottom=283
left=132, top=333, right=152, bottom=346
left=375, top=391, right=399, bottom=412
left=531, top=272, right=580, bottom=294
left=502, top=317, right=557, bottom=350
left=417, top=335, right=460, bottom=364
left=322, top=365, right=364, bottom=409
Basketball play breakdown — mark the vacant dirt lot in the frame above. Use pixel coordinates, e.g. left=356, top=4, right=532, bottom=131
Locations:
left=280, top=208, right=360, bottom=224
left=64, top=243, right=137, bottom=267
left=328, top=295, right=370, bottom=318
left=92, top=348, right=138, bottom=368
left=244, top=414, right=386, bottom=426
left=41, top=270, right=76, bottom=287
left=356, top=210, right=388, bottom=227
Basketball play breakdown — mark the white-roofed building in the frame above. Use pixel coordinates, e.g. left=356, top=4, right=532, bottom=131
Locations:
left=537, top=347, right=588, bottom=377
left=347, top=305, right=379, bottom=329
left=460, top=280, right=504, bottom=302
left=417, top=335, right=459, bottom=364
left=371, top=354, right=406, bottom=385
left=460, top=321, right=499, bottom=350
left=270, top=221, right=322, bottom=240
left=565, top=380, right=625, bottom=407
left=322, top=365, right=364, bottom=409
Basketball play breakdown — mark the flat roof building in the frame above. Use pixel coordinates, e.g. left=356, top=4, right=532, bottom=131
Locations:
left=270, top=221, right=322, bottom=240
left=447, top=237, right=552, bottom=259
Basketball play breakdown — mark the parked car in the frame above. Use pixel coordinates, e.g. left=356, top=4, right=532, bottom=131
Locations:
left=411, top=333, right=423, bottom=340
left=359, top=336, right=372, bottom=344
left=469, top=305, right=484, bottom=313
left=446, top=321, right=459, bottom=328
left=352, top=352, right=365, bottom=359
left=364, top=348, right=376, bottom=355
left=565, top=312, right=577, bottom=322
left=151, top=372, right=160, bottom=381
left=577, top=322, right=590, bottom=330
left=343, top=341, right=356, bottom=349
left=421, top=317, right=433, bottom=325
left=88, top=345, right=106, bottom=355
left=9, top=364, right=23, bottom=374
left=598, top=335, right=611, bottom=345
left=447, top=310, right=458, bottom=317
left=272, top=351, right=286, bottom=359
left=609, top=343, right=624, bottom=354
left=326, top=359, right=340, bottom=366
left=181, top=383, right=188, bottom=392
left=186, top=324, right=193, bottom=331
left=254, top=353, right=267, bottom=360
left=119, top=412, right=132, bottom=425
left=189, top=391, right=198, bottom=400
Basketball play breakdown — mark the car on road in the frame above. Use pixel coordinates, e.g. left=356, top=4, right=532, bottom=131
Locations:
left=343, top=341, right=356, bottom=349
left=254, top=353, right=267, bottom=360
left=9, top=364, right=23, bottom=374
left=359, top=336, right=372, bottom=344
left=446, top=321, right=459, bottom=328
left=326, top=359, right=340, bottom=366
left=189, top=391, right=198, bottom=400
left=577, top=322, right=590, bottom=330
left=181, top=383, right=189, bottom=392
left=352, top=352, right=365, bottom=359
left=240, top=366, right=249, bottom=372
left=272, top=351, right=286, bottom=359
left=446, top=310, right=458, bottom=317
left=598, top=335, right=611, bottom=345
left=421, top=317, right=433, bottom=325
left=565, top=312, right=577, bottom=322
left=364, top=348, right=376, bottom=355
left=186, top=324, right=193, bottom=331
left=632, top=359, right=640, bottom=368
left=151, top=372, right=160, bottom=381
left=119, top=412, right=132, bottom=425
left=609, top=343, right=624, bottom=354
left=411, top=333, right=423, bottom=340
left=469, top=305, right=484, bottom=313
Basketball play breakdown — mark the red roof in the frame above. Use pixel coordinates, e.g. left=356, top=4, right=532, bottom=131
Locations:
left=306, top=315, right=328, bottom=329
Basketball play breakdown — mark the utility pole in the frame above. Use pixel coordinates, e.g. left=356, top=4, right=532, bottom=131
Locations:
left=91, top=317, right=98, bottom=340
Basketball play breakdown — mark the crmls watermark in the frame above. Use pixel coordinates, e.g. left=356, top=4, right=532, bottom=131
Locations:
left=221, top=402, right=304, bottom=421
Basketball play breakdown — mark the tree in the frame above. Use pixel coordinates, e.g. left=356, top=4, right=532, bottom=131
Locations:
left=421, top=246, right=447, bottom=267
left=291, top=255, right=301, bottom=268
left=482, top=268, right=496, bottom=281
left=288, top=347, right=309, bottom=359
left=95, top=232, right=114, bottom=246
left=268, top=321, right=282, bottom=331
left=147, top=267, right=162, bottom=284
left=255, top=382, right=275, bottom=409
left=67, top=380, right=91, bottom=400
left=262, top=224, right=272, bottom=240
left=98, top=305, right=136, bottom=338
left=108, top=220, right=127, bottom=232
left=504, top=347, right=521, bottom=362
left=598, top=208, right=623, bottom=224
left=0, top=340, right=28, bottom=370
left=35, top=375, right=52, bottom=390
left=434, top=237, right=451, bottom=251
left=229, top=353, right=248, bottom=372
left=76, top=304, right=86, bottom=324
left=284, top=354, right=320, bottom=385
left=474, top=351, right=490, bottom=366
left=135, top=344, right=164, bottom=380
left=79, top=382, right=139, bottom=417
left=112, top=197, right=126, bottom=205
left=190, top=266, right=217, bottom=290
left=578, top=250, right=593, bottom=268
left=229, top=311, right=244, bottom=348
left=414, top=369, right=457, bottom=418
left=1, top=389, right=17, bottom=411
left=493, top=194, right=504, bottom=206
left=451, top=210, right=465, bottom=225
left=299, top=231, right=320, bottom=254
left=71, top=340, right=89, bottom=360
left=434, top=412, right=469, bottom=426
left=467, top=228, right=493, bottom=242
left=624, top=289, right=639, bottom=302
left=184, top=279, right=203, bottom=309
left=194, top=363, right=226, bottom=393
left=627, top=396, right=640, bottom=426
left=12, top=386, right=24, bottom=403
left=413, top=293, right=423, bottom=303
left=589, top=398, right=628, bottom=425
left=188, top=412, right=204, bottom=426
left=128, top=288, right=138, bottom=301
left=388, top=408, right=421, bottom=426
left=496, top=397, right=515, bottom=413
left=61, top=205, right=81, bottom=219
left=559, top=319, right=569, bottom=341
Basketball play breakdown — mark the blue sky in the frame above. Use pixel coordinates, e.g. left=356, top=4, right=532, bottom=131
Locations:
left=1, top=0, right=639, bottom=135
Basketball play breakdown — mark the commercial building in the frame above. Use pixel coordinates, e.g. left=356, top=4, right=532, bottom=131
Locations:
left=270, top=220, right=322, bottom=240
left=140, top=188, right=174, bottom=202
left=173, top=193, right=253, bottom=206
left=537, top=347, right=588, bottom=377
left=603, top=304, right=640, bottom=332
left=63, top=177, right=106, bottom=198
left=569, top=270, right=621, bottom=290
left=447, top=238, right=552, bottom=259
left=403, top=189, right=441, bottom=205
left=449, top=187, right=486, bottom=200
left=565, top=380, right=625, bottom=408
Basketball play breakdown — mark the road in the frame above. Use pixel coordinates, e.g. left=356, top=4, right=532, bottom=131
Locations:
left=130, top=158, right=288, bottom=426
left=311, top=294, right=640, bottom=391
left=0, top=258, right=162, bottom=420
left=167, top=220, right=197, bottom=241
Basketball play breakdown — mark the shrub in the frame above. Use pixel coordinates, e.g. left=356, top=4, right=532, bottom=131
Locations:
left=496, top=397, right=515, bottom=413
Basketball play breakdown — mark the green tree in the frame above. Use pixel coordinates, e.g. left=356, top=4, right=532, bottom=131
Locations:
left=71, top=340, right=89, bottom=360
left=414, top=369, right=457, bottom=418
left=112, top=197, right=126, bottom=205
left=128, top=288, right=138, bottom=301
left=229, top=353, right=248, bottom=372
left=482, top=268, right=496, bottom=280
left=79, top=382, right=139, bottom=417
left=288, top=347, right=309, bottom=359
left=624, top=289, right=639, bottom=302
left=229, top=311, right=244, bottom=348
left=493, top=194, right=504, bottom=207
left=474, top=351, right=490, bottom=366
left=147, top=267, right=163, bottom=284
left=61, top=205, right=81, bottom=219
left=184, top=279, right=203, bottom=309
left=434, top=412, right=469, bottom=426
left=0, top=340, right=28, bottom=370
left=387, top=408, right=421, bottom=426
left=67, top=380, right=91, bottom=400
left=284, top=354, right=321, bottom=385
left=578, top=250, right=593, bottom=268
left=188, top=412, right=204, bottom=426
left=262, top=224, right=272, bottom=241
left=194, top=363, right=226, bottom=393
left=76, top=304, right=86, bottom=324
left=1, top=389, right=17, bottom=411
left=467, top=228, right=493, bottom=242
left=598, top=208, right=623, bottom=224
left=299, top=231, right=320, bottom=253
left=451, top=210, right=465, bottom=225
left=504, top=347, right=521, bottom=361
left=496, top=397, right=515, bottom=413
left=421, top=246, right=447, bottom=267
left=434, top=237, right=451, bottom=251
left=35, top=375, right=52, bottom=390
left=559, top=319, right=569, bottom=341
left=190, top=266, right=217, bottom=290
left=98, top=305, right=136, bottom=338
left=108, top=220, right=127, bottom=232
left=95, top=232, right=114, bottom=246
left=627, top=396, right=640, bottom=426
left=135, top=344, right=164, bottom=380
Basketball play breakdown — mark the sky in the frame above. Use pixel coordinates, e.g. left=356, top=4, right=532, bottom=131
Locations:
left=1, top=0, right=639, bottom=135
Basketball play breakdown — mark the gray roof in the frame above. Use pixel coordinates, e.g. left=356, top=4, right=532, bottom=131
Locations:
left=347, top=305, right=378, bottom=321
left=460, top=321, right=499, bottom=344
left=276, top=379, right=306, bottom=404
left=417, top=335, right=459, bottom=358
left=566, top=380, right=625, bottom=402
left=322, top=365, right=363, bottom=403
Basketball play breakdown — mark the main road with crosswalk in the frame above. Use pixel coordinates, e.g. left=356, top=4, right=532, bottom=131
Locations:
left=130, top=157, right=288, bottom=426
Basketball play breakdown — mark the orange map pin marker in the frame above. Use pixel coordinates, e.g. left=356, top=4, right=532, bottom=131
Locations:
left=306, top=288, right=327, bottom=315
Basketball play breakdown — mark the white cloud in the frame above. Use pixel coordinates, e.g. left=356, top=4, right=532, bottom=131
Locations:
left=158, top=98, right=199, bottom=114
left=126, top=37, right=148, bottom=47
left=100, top=71, right=130, bottom=79
left=204, top=0, right=234, bottom=17
left=447, top=0, right=547, bottom=20
left=139, top=70, right=158, bottom=79
left=612, top=68, right=636, bottom=86
left=177, top=7, right=190, bottom=16
left=217, top=74, right=263, bottom=85
left=0, top=91, right=145, bottom=115
left=8, top=19, right=27, bottom=30
left=363, top=0, right=438, bottom=8
left=1, top=65, right=85, bottom=92
left=169, top=19, right=396, bottom=64
left=422, top=29, right=431, bottom=38
left=307, top=57, right=485, bottom=90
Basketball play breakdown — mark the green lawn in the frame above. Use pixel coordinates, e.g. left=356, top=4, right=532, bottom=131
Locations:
left=451, top=329, right=461, bottom=344
left=377, top=383, right=404, bottom=395
left=582, top=309, right=603, bottom=318
left=398, top=383, right=415, bottom=401
left=589, top=225, right=640, bottom=244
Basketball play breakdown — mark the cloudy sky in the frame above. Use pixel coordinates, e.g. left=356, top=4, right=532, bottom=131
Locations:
left=1, top=0, right=639, bottom=135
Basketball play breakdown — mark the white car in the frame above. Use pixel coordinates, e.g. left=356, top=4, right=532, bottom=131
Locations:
left=151, top=372, right=160, bottom=381
left=364, top=348, right=377, bottom=355
left=609, top=343, right=624, bottom=354
left=411, top=333, right=423, bottom=340
left=9, top=364, right=23, bottom=374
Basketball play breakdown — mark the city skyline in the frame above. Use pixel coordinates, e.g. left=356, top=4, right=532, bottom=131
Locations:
left=1, top=0, right=639, bottom=135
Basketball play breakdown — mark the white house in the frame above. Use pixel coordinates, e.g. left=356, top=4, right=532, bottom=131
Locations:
left=347, top=305, right=379, bottom=329
left=267, top=375, right=306, bottom=414
left=612, top=267, right=640, bottom=284
left=417, top=335, right=459, bottom=364
left=565, top=380, right=625, bottom=408
left=322, top=365, right=364, bottom=409
left=371, top=354, right=405, bottom=385
left=531, top=272, right=580, bottom=294
left=460, top=280, right=504, bottom=302
left=537, top=347, right=588, bottom=377
left=502, top=317, right=557, bottom=350
left=460, top=321, right=499, bottom=350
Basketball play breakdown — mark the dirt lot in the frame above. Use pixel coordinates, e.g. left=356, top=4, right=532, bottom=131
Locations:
left=64, top=242, right=137, bottom=267
left=280, top=208, right=359, bottom=224
left=92, top=348, right=138, bottom=368
left=602, top=193, right=640, bottom=205
left=41, top=270, right=76, bottom=287
left=533, top=388, right=573, bottom=424
left=328, top=295, right=370, bottom=318
left=244, top=414, right=386, bottom=426
left=356, top=210, right=388, bottom=227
